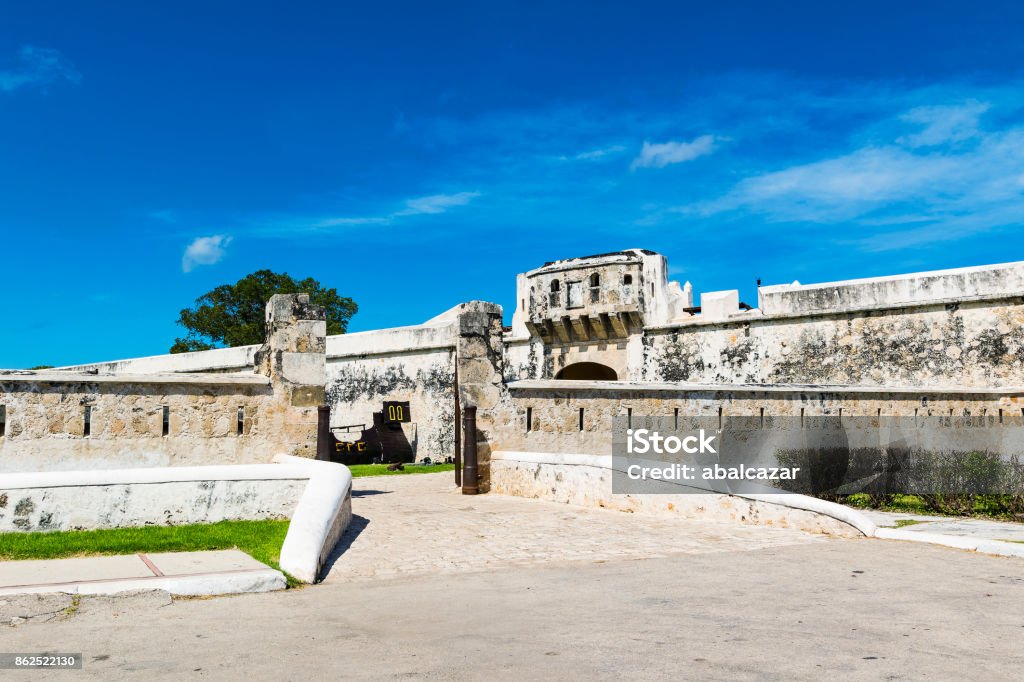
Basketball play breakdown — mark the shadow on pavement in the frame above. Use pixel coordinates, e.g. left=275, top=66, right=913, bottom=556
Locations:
left=319, top=514, right=370, bottom=579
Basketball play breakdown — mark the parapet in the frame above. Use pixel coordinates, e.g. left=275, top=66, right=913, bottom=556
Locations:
left=758, top=261, right=1024, bottom=317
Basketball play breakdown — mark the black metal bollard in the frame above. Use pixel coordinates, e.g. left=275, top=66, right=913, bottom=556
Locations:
left=462, top=406, right=478, bottom=495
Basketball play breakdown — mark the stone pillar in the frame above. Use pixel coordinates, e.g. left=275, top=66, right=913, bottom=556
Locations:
left=455, top=301, right=506, bottom=493
left=255, top=294, right=327, bottom=458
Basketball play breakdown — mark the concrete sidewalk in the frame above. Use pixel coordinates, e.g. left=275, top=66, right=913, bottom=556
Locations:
left=862, top=509, right=1024, bottom=543
left=0, top=550, right=285, bottom=597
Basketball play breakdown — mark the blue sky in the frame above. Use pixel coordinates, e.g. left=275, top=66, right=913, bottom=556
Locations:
left=2, top=1, right=1024, bottom=367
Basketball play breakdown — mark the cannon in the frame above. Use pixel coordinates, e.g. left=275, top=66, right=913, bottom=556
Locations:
left=317, top=401, right=414, bottom=465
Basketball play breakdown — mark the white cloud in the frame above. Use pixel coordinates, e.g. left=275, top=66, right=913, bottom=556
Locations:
left=696, top=146, right=960, bottom=222
left=314, top=216, right=390, bottom=227
left=631, top=135, right=717, bottom=170
left=897, top=98, right=991, bottom=148
left=681, top=100, right=1024, bottom=248
left=897, top=100, right=989, bottom=148
left=396, top=191, right=481, bottom=216
left=182, top=235, right=231, bottom=273
left=310, top=191, right=481, bottom=228
left=0, top=45, right=81, bottom=93
left=560, top=145, right=627, bottom=162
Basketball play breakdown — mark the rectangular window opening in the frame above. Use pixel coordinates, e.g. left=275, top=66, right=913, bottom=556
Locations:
left=526, top=407, right=533, bottom=433
left=800, top=407, right=805, bottom=429
left=83, top=405, right=92, bottom=437
left=718, top=406, right=723, bottom=430
left=627, top=407, right=632, bottom=429
left=673, top=407, right=679, bottom=430
left=0, top=404, right=6, bottom=437
left=162, top=406, right=170, bottom=436
left=760, top=407, right=765, bottom=429
left=578, top=407, right=585, bottom=431
left=237, top=406, right=245, bottom=436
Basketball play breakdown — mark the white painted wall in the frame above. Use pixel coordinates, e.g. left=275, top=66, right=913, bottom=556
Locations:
left=0, top=457, right=354, bottom=583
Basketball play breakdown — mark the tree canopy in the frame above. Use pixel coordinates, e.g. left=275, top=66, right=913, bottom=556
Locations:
left=171, top=270, right=357, bottom=353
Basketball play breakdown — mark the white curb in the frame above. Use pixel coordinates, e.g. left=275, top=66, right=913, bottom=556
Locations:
left=274, top=455, right=353, bottom=583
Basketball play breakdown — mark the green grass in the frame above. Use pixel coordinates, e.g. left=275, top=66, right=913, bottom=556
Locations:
left=348, top=462, right=455, bottom=478
left=893, top=519, right=930, bottom=528
left=0, top=519, right=297, bottom=586
left=842, top=492, right=1024, bottom=521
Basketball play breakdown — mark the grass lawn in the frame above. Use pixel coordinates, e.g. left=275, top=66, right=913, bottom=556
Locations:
left=842, top=492, right=1024, bottom=522
left=0, top=519, right=296, bottom=585
left=348, top=462, right=455, bottom=478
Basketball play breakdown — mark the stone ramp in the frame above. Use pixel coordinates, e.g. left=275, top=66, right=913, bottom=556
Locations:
left=323, top=472, right=827, bottom=582
left=0, top=549, right=285, bottom=597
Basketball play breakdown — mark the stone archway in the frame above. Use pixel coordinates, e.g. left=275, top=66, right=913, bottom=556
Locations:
left=554, top=362, right=618, bottom=381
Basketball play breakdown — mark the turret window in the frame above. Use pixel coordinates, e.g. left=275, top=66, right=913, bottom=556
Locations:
left=549, top=280, right=561, bottom=307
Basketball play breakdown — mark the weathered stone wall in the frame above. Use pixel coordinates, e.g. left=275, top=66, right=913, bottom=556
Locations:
left=490, top=454, right=862, bottom=536
left=505, top=337, right=633, bottom=381
left=326, top=348, right=457, bottom=462
left=481, top=381, right=1024, bottom=531
left=504, top=255, right=1024, bottom=389
left=0, top=374, right=298, bottom=472
left=323, top=302, right=509, bottom=468
left=324, top=310, right=460, bottom=462
left=490, top=381, right=1024, bottom=457
left=505, top=294, right=1024, bottom=387
left=455, top=301, right=507, bottom=492
left=0, top=294, right=325, bottom=472
left=640, top=298, right=1024, bottom=388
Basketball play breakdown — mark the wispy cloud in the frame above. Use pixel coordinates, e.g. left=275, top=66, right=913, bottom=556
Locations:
left=897, top=100, right=989, bottom=148
left=182, top=235, right=231, bottom=272
left=313, top=191, right=480, bottom=228
left=560, top=145, right=627, bottom=162
left=396, top=191, right=480, bottom=216
left=673, top=90, right=1024, bottom=249
left=0, top=45, right=81, bottom=94
left=630, top=135, right=718, bottom=170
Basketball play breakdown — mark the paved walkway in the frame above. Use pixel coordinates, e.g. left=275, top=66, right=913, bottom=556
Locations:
left=4, top=539, right=1024, bottom=680
left=862, top=509, right=1024, bottom=543
left=0, top=550, right=283, bottom=596
left=324, top=472, right=826, bottom=582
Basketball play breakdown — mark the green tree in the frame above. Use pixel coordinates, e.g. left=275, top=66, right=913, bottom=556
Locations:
left=171, top=270, right=357, bottom=353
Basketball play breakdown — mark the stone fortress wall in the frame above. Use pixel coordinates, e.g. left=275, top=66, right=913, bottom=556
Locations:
left=485, top=251, right=1024, bottom=497
left=14, top=250, right=1024, bottom=493
left=504, top=251, right=1024, bottom=388
left=0, top=294, right=326, bottom=473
